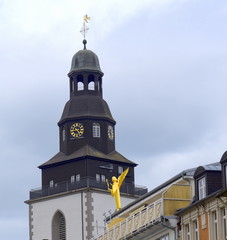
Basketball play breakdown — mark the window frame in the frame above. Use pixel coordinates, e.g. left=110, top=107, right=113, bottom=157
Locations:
left=93, top=123, right=101, bottom=138
left=222, top=208, right=227, bottom=240
left=212, top=211, right=218, bottom=240
left=96, top=174, right=100, bottom=182
left=193, top=220, right=199, bottom=240
left=198, top=177, right=206, bottom=200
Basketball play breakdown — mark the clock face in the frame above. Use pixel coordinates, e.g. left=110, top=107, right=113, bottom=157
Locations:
left=108, top=125, right=114, bottom=140
left=70, top=123, right=84, bottom=138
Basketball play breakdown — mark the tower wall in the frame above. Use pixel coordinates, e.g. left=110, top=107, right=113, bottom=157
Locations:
left=28, top=190, right=136, bottom=240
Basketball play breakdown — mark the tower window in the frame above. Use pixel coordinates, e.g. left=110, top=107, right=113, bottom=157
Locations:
left=77, top=75, right=84, bottom=91
left=93, top=123, right=100, bottom=138
left=96, top=174, right=100, bottom=182
left=71, top=175, right=75, bottom=183
left=49, top=180, right=54, bottom=188
left=76, top=174, right=80, bottom=182
left=52, top=211, right=66, bottom=240
left=88, top=75, right=95, bottom=90
left=101, top=175, right=106, bottom=182
left=118, top=166, right=123, bottom=174
left=77, top=81, right=84, bottom=91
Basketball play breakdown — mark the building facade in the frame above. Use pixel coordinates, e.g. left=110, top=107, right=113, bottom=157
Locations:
left=178, top=152, right=227, bottom=240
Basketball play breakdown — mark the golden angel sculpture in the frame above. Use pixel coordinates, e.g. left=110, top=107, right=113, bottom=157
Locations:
left=106, top=168, right=129, bottom=211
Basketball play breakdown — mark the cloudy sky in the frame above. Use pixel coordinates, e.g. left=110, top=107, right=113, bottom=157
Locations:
left=1, top=0, right=227, bottom=238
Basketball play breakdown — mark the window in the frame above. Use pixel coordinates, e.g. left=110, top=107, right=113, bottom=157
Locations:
left=78, top=81, right=84, bottom=91
left=198, top=177, right=206, bottom=200
left=93, top=123, right=100, bottom=138
left=185, top=224, right=190, bottom=240
left=76, top=174, right=80, bottom=182
left=222, top=208, right=227, bottom=240
left=52, top=211, right=66, bottom=240
left=88, top=81, right=95, bottom=90
left=156, top=234, right=169, bottom=240
left=77, top=75, right=84, bottom=91
left=71, top=175, right=75, bottom=183
left=88, top=75, right=95, bottom=90
left=101, top=175, right=105, bottom=182
left=201, top=213, right=206, bottom=229
left=118, top=166, right=123, bottom=174
left=213, top=211, right=218, bottom=240
left=193, top=220, right=199, bottom=240
left=96, top=174, right=100, bottom=182
left=50, top=180, right=54, bottom=188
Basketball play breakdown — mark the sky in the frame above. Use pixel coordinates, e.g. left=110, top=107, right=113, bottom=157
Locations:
left=0, top=0, right=227, bottom=238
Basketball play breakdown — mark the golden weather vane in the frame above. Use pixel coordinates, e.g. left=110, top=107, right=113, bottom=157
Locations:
left=80, top=14, right=90, bottom=40
left=106, top=168, right=129, bottom=211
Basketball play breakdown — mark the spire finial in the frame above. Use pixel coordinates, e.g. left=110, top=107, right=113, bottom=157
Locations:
left=80, top=15, right=90, bottom=49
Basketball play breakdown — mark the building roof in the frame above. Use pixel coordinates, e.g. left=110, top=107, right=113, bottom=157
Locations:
left=68, top=47, right=103, bottom=75
left=39, top=145, right=137, bottom=169
left=220, top=151, right=227, bottom=163
left=58, top=95, right=115, bottom=125
left=194, top=162, right=221, bottom=178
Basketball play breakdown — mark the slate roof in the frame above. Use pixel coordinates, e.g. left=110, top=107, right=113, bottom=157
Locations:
left=69, top=48, right=103, bottom=75
left=39, top=145, right=137, bottom=169
left=58, top=95, right=115, bottom=125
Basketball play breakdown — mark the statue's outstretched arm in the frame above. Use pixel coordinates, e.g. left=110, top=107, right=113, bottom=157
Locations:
left=118, top=168, right=129, bottom=188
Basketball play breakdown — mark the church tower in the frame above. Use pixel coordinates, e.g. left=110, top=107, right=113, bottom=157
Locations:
left=26, top=38, right=147, bottom=240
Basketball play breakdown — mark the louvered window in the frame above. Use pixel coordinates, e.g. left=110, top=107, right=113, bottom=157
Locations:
left=59, top=216, right=66, bottom=240
left=52, top=211, right=66, bottom=240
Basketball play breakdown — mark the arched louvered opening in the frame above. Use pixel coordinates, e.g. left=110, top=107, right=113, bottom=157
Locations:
left=88, top=74, right=95, bottom=90
left=77, top=75, right=84, bottom=91
left=52, top=211, right=66, bottom=240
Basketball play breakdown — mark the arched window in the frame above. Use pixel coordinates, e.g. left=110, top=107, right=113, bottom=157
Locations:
left=93, top=123, right=100, bottom=138
left=88, top=75, right=95, bottom=90
left=77, top=75, right=84, bottom=91
left=52, top=211, right=66, bottom=240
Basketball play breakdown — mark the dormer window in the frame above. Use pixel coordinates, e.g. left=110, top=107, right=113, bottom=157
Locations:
left=198, top=177, right=206, bottom=200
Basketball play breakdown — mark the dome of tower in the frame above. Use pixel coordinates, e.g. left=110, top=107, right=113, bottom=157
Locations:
left=69, top=41, right=103, bottom=75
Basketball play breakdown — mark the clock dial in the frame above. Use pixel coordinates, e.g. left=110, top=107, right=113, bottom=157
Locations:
left=108, top=125, right=114, bottom=140
left=70, top=123, right=84, bottom=138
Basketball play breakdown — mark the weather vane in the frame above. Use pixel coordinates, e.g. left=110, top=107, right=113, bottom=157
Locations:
left=80, top=14, right=90, bottom=40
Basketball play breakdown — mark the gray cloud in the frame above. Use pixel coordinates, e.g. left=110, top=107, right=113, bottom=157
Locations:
left=1, top=0, right=227, bottom=239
